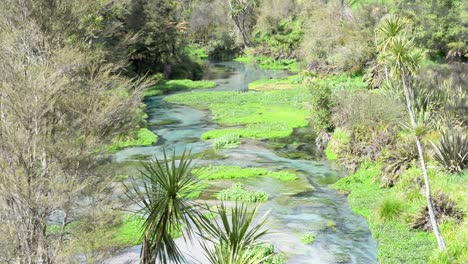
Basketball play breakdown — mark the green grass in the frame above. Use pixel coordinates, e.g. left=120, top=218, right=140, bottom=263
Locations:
left=248, top=75, right=305, bottom=91
left=311, top=74, right=368, bottom=91
left=194, top=165, right=297, bottom=181
left=334, top=162, right=468, bottom=263
left=165, top=88, right=311, bottom=140
left=215, top=183, right=268, bottom=203
left=112, top=215, right=144, bottom=246
left=300, top=233, right=316, bottom=244
left=334, top=163, right=436, bottom=263
left=377, top=198, right=405, bottom=222
left=145, top=79, right=217, bottom=96
left=108, top=128, right=158, bottom=152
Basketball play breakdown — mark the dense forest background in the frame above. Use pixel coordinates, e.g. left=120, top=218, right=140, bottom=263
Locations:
left=0, top=0, right=466, bottom=263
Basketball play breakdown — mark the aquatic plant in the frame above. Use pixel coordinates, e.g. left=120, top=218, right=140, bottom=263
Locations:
left=108, top=128, right=158, bottom=152
left=215, top=183, right=268, bottom=203
left=213, top=133, right=241, bottom=149
left=194, top=165, right=297, bottom=181
left=300, top=233, right=316, bottom=244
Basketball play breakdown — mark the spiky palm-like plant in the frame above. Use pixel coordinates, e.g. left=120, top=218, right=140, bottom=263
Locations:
left=125, top=149, right=203, bottom=264
left=376, top=15, right=447, bottom=250
left=199, top=202, right=271, bottom=264
left=432, top=129, right=468, bottom=173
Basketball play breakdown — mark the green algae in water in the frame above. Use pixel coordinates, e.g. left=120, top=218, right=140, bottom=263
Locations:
left=215, top=183, right=268, bottom=203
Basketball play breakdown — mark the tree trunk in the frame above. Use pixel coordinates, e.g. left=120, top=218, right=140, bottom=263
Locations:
left=400, top=72, right=447, bottom=250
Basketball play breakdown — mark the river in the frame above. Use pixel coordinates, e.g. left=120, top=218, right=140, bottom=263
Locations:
left=108, top=61, right=378, bottom=264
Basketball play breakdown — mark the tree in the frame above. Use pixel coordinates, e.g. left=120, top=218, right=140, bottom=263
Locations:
left=126, top=0, right=183, bottom=75
left=0, top=0, right=145, bottom=262
left=228, top=0, right=259, bottom=47
left=125, top=150, right=203, bottom=264
left=376, top=15, right=447, bottom=250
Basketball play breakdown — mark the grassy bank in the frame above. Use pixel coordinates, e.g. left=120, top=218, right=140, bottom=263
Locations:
left=330, top=137, right=467, bottom=263
left=164, top=88, right=311, bottom=140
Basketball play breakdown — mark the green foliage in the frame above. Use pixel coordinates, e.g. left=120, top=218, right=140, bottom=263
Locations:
left=124, top=149, right=202, bottom=263
left=194, top=165, right=297, bottom=182
left=165, top=89, right=311, bottom=140
left=185, top=44, right=208, bottom=60
left=216, top=183, right=268, bottom=203
left=248, top=243, right=285, bottom=264
left=300, top=3, right=376, bottom=74
left=248, top=75, right=305, bottom=91
left=331, top=90, right=405, bottom=129
left=236, top=54, right=298, bottom=71
left=395, top=0, right=467, bottom=60
left=199, top=202, right=271, bottom=264
left=377, top=198, right=405, bottom=222
left=325, top=129, right=350, bottom=161
left=213, top=133, right=241, bottom=149
left=145, top=79, right=217, bottom=96
left=300, top=233, right=316, bottom=244
left=309, top=82, right=334, bottom=132
left=108, top=128, right=158, bottom=152
left=253, top=17, right=304, bottom=59
left=432, top=129, right=468, bottom=174
left=112, top=215, right=144, bottom=246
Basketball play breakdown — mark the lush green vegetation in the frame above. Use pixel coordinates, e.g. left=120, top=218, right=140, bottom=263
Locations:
left=216, top=183, right=268, bottom=203
left=235, top=54, right=299, bottom=71
left=145, top=79, right=217, bottom=97
left=165, top=88, right=310, bottom=140
left=194, top=165, right=297, bottom=182
left=108, top=128, right=158, bottom=152
left=248, top=75, right=305, bottom=91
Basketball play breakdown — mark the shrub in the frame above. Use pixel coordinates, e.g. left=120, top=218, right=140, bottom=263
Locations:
left=411, top=192, right=464, bottom=231
left=215, top=183, right=268, bottom=203
left=377, top=198, right=405, bottom=222
left=332, top=90, right=405, bottom=129
left=432, top=129, right=468, bottom=174
left=309, top=82, right=333, bottom=133
left=380, top=137, right=419, bottom=187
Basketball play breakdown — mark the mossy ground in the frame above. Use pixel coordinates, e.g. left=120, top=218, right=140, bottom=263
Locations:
left=164, top=88, right=311, bottom=140
left=145, top=79, right=217, bottom=97
left=108, top=128, right=158, bottom=153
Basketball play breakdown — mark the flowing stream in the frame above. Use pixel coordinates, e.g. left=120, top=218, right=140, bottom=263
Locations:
left=109, top=61, right=377, bottom=264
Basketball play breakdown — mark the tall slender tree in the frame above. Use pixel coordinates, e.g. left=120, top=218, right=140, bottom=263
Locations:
left=376, top=15, right=447, bottom=250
